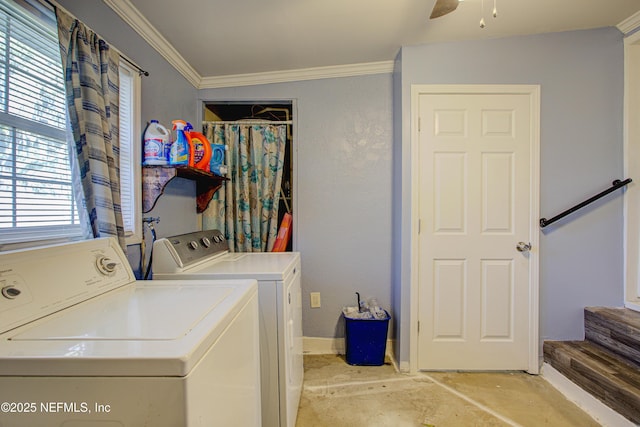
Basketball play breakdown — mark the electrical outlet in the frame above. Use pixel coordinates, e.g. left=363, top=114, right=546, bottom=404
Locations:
left=310, top=292, right=321, bottom=308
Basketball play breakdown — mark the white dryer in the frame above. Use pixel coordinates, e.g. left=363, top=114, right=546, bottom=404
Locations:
left=0, top=237, right=261, bottom=427
left=152, top=230, right=303, bottom=427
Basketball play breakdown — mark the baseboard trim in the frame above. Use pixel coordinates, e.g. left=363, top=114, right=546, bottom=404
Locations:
left=302, top=337, right=344, bottom=355
left=541, top=363, right=636, bottom=427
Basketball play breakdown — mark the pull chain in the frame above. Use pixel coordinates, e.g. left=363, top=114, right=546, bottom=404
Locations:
left=480, top=0, right=497, bottom=29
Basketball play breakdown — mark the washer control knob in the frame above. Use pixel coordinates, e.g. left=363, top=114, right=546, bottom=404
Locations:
left=218, top=234, right=225, bottom=241
left=1, top=286, right=20, bottom=299
left=96, top=256, right=117, bottom=275
left=188, top=241, right=199, bottom=250
left=201, top=237, right=211, bottom=248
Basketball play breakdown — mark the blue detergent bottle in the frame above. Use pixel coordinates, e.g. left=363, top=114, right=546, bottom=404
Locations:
left=210, top=143, right=226, bottom=175
left=169, top=120, right=192, bottom=166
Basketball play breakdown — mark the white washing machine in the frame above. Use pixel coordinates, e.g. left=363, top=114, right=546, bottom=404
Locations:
left=152, top=230, right=303, bottom=427
left=0, top=237, right=261, bottom=427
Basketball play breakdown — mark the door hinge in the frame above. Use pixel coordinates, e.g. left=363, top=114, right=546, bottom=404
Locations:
left=418, top=117, right=421, bottom=132
left=418, top=219, right=421, bottom=234
left=417, top=321, right=420, bottom=334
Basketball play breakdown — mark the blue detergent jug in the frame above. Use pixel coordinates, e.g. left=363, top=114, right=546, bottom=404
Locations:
left=210, top=144, right=226, bottom=175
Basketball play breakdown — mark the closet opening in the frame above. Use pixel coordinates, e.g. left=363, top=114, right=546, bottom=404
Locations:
left=202, top=101, right=294, bottom=252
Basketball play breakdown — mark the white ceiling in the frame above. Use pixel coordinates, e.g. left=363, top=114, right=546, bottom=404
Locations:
left=110, top=0, right=640, bottom=82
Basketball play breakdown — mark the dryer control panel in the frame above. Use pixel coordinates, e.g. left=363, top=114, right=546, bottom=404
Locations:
left=153, top=230, right=229, bottom=271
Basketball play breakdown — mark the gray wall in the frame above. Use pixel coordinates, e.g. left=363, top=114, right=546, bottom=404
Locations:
left=396, top=27, right=625, bottom=365
left=199, top=76, right=395, bottom=339
left=57, top=0, right=201, bottom=276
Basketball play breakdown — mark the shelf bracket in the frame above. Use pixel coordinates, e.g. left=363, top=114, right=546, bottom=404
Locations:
left=142, top=166, right=227, bottom=213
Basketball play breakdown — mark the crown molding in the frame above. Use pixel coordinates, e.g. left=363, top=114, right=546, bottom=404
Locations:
left=198, top=60, right=395, bottom=89
left=618, top=10, right=640, bottom=35
left=103, top=0, right=394, bottom=89
left=103, top=0, right=201, bottom=87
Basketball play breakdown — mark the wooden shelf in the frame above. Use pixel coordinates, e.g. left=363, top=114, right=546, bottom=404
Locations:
left=142, top=166, right=228, bottom=213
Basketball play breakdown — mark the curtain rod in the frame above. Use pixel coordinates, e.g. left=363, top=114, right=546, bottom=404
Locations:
left=203, top=120, right=292, bottom=125
left=39, top=0, right=149, bottom=77
left=120, top=55, right=149, bottom=77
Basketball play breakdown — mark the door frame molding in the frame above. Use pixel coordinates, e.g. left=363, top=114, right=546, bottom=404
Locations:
left=623, top=30, right=640, bottom=311
left=409, top=84, right=541, bottom=373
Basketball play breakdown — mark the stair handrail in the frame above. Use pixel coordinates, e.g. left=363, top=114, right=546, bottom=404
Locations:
left=540, top=178, right=632, bottom=228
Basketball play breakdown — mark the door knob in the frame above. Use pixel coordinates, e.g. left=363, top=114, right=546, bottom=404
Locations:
left=516, top=242, right=531, bottom=252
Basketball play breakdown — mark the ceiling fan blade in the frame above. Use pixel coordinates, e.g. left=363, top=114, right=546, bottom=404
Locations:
left=430, top=0, right=459, bottom=19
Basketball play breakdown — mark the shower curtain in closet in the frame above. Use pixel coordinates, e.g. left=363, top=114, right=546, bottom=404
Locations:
left=203, top=123, right=286, bottom=252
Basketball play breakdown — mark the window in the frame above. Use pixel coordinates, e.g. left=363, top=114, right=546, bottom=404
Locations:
left=0, top=0, right=141, bottom=247
left=119, top=62, right=142, bottom=244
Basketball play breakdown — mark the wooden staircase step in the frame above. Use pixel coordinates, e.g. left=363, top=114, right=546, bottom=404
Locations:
left=543, top=340, right=640, bottom=424
left=585, top=307, right=640, bottom=367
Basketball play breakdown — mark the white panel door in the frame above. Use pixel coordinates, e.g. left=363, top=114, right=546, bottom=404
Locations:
left=417, top=89, right=538, bottom=371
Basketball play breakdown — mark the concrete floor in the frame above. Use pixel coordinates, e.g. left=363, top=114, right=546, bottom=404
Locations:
left=296, top=354, right=601, bottom=427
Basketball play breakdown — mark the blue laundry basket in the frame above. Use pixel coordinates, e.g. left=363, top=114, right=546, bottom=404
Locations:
left=343, top=310, right=390, bottom=366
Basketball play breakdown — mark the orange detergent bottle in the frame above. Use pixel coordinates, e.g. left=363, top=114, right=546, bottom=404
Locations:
left=185, top=123, right=212, bottom=172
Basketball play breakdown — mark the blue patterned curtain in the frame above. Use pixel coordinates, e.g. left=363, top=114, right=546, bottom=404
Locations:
left=55, top=8, right=126, bottom=252
left=203, top=123, right=286, bottom=252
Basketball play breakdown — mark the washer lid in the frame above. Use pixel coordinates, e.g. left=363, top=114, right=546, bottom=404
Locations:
left=11, top=284, right=232, bottom=341
left=0, top=279, right=257, bottom=377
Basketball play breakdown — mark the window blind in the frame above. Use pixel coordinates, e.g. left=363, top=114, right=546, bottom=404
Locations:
left=118, top=62, right=141, bottom=241
left=0, top=0, right=80, bottom=244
